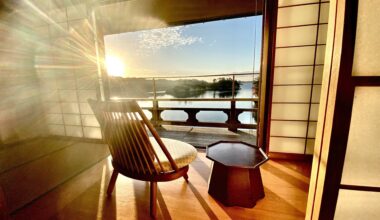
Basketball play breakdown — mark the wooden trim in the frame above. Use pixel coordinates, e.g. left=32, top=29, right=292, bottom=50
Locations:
left=340, top=185, right=380, bottom=192
left=273, top=83, right=323, bottom=86
left=270, top=135, right=315, bottom=139
left=268, top=152, right=313, bottom=161
left=306, top=0, right=340, bottom=217
left=277, top=23, right=328, bottom=29
left=352, top=76, right=380, bottom=86
left=275, top=64, right=324, bottom=68
left=256, top=0, right=267, bottom=150
left=305, top=0, right=323, bottom=154
left=271, top=119, right=318, bottom=122
left=278, top=1, right=330, bottom=9
left=319, top=0, right=358, bottom=219
left=276, top=44, right=326, bottom=49
left=272, top=102, right=320, bottom=104
left=260, top=0, right=278, bottom=153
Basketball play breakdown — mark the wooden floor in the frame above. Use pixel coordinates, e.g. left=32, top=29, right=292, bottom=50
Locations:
left=11, top=148, right=311, bottom=219
left=156, top=125, right=256, bottom=148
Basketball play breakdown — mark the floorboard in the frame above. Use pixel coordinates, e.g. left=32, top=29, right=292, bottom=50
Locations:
left=11, top=147, right=311, bottom=220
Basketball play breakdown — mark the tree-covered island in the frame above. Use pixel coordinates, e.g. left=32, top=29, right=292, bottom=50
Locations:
left=109, top=77, right=242, bottom=98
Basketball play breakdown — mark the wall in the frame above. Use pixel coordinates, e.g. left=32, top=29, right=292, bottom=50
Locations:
left=268, top=0, right=330, bottom=156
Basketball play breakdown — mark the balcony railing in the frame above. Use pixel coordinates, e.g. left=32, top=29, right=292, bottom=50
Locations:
left=110, top=73, right=259, bottom=131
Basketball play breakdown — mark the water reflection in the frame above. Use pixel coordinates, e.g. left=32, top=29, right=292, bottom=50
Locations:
left=110, top=80, right=258, bottom=125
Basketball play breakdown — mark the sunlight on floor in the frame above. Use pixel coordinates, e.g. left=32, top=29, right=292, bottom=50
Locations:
left=12, top=150, right=310, bottom=219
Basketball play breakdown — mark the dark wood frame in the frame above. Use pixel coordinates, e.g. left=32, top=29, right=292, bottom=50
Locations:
left=258, top=0, right=278, bottom=153
left=319, top=0, right=358, bottom=218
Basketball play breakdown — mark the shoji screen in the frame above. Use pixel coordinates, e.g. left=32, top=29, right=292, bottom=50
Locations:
left=33, top=1, right=102, bottom=139
left=269, top=1, right=329, bottom=155
left=334, top=0, right=380, bottom=219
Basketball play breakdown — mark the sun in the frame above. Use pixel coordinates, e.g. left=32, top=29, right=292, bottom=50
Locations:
left=106, top=56, right=127, bottom=77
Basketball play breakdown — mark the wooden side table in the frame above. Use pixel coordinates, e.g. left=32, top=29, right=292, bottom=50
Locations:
left=206, top=141, right=269, bottom=208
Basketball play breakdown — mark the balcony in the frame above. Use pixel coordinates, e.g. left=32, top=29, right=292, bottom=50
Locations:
left=106, top=72, right=258, bottom=148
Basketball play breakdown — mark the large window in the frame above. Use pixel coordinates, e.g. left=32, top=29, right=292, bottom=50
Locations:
left=103, top=16, right=262, bottom=130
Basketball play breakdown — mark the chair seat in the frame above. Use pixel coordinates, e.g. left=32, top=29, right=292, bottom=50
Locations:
left=150, top=137, right=197, bottom=172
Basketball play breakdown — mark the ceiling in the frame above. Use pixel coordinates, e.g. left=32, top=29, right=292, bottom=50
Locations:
left=96, top=0, right=263, bottom=35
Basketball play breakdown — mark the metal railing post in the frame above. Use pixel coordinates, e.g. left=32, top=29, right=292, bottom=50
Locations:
left=231, top=74, right=235, bottom=99
left=152, top=78, right=160, bottom=126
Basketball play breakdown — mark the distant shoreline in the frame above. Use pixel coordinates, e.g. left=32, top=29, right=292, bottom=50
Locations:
left=109, top=77, right=259, bottom=98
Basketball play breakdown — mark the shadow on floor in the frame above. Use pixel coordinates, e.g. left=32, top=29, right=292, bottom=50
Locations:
left=156, top=125, right=256, bottom=148
left=261, top=162, right=310, bottom=192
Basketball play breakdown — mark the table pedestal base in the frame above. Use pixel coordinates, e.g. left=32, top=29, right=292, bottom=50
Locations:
left=208, top=162, right=265, bottom=208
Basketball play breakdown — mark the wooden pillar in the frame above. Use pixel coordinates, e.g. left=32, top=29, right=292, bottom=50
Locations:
left=228, top=100, right=238, bottom=132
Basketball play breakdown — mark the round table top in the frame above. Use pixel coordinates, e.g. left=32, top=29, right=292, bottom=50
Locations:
left=206, top=141, right=268, bottom=169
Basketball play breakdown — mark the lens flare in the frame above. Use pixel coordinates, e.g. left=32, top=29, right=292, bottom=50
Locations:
left=106, top=56, right=126, bottom=77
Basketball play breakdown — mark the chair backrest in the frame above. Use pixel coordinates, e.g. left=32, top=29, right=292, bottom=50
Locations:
left=88, top=99, right=178, bottom=175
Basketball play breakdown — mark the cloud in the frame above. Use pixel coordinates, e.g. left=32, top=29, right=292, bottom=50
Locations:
left=208, top=40, right=217, bottom=46
left=138, top=26, right=202, bottom=51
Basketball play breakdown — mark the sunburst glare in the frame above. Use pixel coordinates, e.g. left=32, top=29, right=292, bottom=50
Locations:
left=106, top=56, right=127, bottom=77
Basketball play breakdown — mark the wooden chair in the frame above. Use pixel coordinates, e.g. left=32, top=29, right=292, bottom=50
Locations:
left=88, top=99, right=197, bottom=218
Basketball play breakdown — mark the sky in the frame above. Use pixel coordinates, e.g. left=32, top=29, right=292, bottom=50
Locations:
left=104, top=16, right=262, bottom=78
